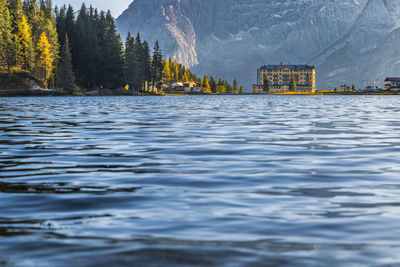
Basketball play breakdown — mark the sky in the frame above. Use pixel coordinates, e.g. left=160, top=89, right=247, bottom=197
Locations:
left=52, top=0, right=132, bottom=17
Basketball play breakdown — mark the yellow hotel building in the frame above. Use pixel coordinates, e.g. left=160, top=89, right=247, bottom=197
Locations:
left=252, top=64, right=316, bottom=93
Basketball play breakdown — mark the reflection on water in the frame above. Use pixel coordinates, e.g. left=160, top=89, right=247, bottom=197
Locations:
left=1, top=95, right=400, bottom=266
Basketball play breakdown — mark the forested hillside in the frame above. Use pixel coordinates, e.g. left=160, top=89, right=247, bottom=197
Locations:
left=0, top=0, right=239, bottom=94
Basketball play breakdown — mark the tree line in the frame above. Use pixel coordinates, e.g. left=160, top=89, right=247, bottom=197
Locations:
left=162, top=58, right=243, bottom=94
left=1, top=1, right=243, bottom=94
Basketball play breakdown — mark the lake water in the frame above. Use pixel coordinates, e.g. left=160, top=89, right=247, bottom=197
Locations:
left=1, top=95, right=400, bottom=266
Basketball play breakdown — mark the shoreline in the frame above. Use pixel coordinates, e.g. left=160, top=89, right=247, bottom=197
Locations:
left=1, top=88, right=400, bottom=97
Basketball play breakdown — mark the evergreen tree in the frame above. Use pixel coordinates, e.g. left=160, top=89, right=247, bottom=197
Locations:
left=40, top=0, right=53, bottom=20
left=9, top=0, right=34, bottom=70
left=57, top=34, right=77, bottom=92
left=64, top=5, right=74, bottom=43
left=151, top=40, right=163, bottom=90
left=142, top=40, right=152, bottom=88
left=233, top=77, right=238, bottom=93
left=84, top=6, right=101, bottom=89
left=124, top=32, right=136, bottom=91
left=263, top=75, right=271, bottom=92
left=34, top=31, right=54, bottom=86
left=351, top=84, right=356, bottom=92
left=209, top=76, right=217, bottom=93
left=55, top=5, right=65, bottom=44
left=239, top=86, right=244, bottom=94
left=134, top=32, right=145, bottom=90
left=178, top=63, right=184, bottom=81
left=72, top=3, right=89, bottom=87
left=289, top=73, right=297, bottom=92
left=0, top=0, right=16, bottom=77
left=225, top=81, right=233, bottom=93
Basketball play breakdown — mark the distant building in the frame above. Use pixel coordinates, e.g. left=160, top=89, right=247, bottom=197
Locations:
left=339, top=84, right=352, bottom=92
left=363, top=85, right=382, bottom=92
left=384, top=77, right=400, bottom=90
left=252, top=63, right=316, bottom=93
left=191, top=86, right=202, bottom=92
left=183, top=81, right=198, bottom=92
left=171, top=82, right=184, bottom=91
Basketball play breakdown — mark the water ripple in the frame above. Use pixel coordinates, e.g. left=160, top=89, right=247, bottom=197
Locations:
left=1, top=95, right=400, bottom=266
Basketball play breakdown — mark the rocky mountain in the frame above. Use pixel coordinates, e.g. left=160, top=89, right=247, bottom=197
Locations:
left=116, top=0, right=400, bottom=89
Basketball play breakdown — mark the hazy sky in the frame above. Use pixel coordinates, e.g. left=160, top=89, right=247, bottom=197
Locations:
left=53, top=0, right=132, bottom=17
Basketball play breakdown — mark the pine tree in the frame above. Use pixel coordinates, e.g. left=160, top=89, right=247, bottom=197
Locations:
left=134, top=32, right=145, bottom=90
left=57, top=34, right=77, bottom=92
left=289, top=73, right=297, bottom=92
left=151, top=40, right=163, bottom=91
left=9, top=0, right=34, bottom=70
left=239, top=86, right=244, bottom=94
left=34, top=32, right=53, bottom=86
left=0, top=0, right=16, bottom=78
left=124, top=32, right=136, bottom=91
left=263, top=76, right=271, bottom=92
left=142, top=40, right=152, bottom=88
left=87, top=7, right=102, bottom=88
left=72, top=4, right=89, bottom=87
left=40, top=0, right=53, bottom=20
left=233, top=78, right=238, bottom=93
left=209, top=76, right=217, bottom=93
left=178, top=63, right=184, bottom=81
left=64, top=5, right=74, bottom=43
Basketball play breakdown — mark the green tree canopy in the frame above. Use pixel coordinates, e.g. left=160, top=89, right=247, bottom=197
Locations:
left=289, top=73, right=297, bottom=92
left=57, top=34, right=77, bottom=92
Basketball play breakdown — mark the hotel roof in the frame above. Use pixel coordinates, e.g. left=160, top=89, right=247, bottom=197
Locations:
left=385, top=77, right=400, bottom=82
left=259, top=64, right=316, bottom=70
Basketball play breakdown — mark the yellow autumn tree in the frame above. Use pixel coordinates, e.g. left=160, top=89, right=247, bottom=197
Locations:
left=163, top=60, right=171, bottom=82
left=203, top=75, right=211, bottom=93
left=34, top=32, right=54, bottom=86
left=172, top=58, right=179, bottom=81
left=17, top=15, right=34, bottom=70
left=182, top=72, right=188, bottom=82
left=0, top=0, right=9, bottom=67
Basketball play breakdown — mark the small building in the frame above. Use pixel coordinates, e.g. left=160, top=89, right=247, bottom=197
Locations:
left=252, top=84, right=264, bottom=94
left=384, top=77, right=400, bottom=90
left=339, top=84, right=352, bottom=92
left=191, top=86, right=202, bottom=93
left=172, top=82, right=184, bottom=91
left=183, top=81, right=198, bottom=92
left=363, top=85, right=382, bottom=92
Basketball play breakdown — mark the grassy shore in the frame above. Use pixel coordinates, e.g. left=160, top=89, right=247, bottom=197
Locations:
left=272, top=91, right=400, bottom=95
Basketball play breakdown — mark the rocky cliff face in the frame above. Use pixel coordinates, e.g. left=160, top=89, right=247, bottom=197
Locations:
left=116, top=0, right=400, bottom=89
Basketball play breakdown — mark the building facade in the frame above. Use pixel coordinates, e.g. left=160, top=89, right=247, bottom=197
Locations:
left=252, top=64, right=316, bottom=93
left=384, top=77, right=400, bottom=90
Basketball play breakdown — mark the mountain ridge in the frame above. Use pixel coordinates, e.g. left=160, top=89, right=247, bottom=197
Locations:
left=116, top=0, right=400, bottom=89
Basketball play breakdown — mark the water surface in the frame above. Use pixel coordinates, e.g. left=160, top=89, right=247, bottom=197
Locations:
left=1, top=95, right=400, bottom=266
